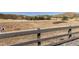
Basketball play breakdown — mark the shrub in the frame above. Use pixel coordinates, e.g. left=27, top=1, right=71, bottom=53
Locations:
left=62, top=16, right=69, bottom=21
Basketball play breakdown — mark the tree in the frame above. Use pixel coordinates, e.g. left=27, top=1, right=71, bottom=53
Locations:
left=62, top=16, right=69, bottom=21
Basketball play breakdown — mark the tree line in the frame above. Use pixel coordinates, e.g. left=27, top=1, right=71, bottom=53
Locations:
left=0, top=13, right=78, bottom=20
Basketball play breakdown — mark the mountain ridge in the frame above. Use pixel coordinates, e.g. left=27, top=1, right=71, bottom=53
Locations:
left=0, top=12, right=78, bottom=20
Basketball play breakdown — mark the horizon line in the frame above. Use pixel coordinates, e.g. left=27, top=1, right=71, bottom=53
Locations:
left=0, top=12, right=64, bottom=16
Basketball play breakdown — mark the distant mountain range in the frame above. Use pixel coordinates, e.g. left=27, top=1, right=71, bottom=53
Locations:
left=0, top=12, right=79, bottom=20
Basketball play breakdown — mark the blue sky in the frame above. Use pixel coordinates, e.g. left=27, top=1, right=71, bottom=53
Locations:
left=0, top=12, right=64, bottom=16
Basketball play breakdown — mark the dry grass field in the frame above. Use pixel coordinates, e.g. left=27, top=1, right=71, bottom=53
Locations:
left=0, top=19, right=78, bottom=32
left=0, top=18, right=79, bottom=46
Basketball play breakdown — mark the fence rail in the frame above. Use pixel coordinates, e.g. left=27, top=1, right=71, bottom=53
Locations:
left=0, top=25, right=79, bottom=46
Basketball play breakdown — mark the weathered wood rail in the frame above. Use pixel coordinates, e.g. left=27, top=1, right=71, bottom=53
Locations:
left=0, top=25, right=79, bottom=46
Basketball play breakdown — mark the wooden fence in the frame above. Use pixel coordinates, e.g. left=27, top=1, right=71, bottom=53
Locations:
left=0, top=25, right=79, bottom=46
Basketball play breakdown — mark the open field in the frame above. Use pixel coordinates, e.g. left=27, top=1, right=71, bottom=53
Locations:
left=0, top=18, right=78, bottom=32
left=0, top=19, right=79, bottom=45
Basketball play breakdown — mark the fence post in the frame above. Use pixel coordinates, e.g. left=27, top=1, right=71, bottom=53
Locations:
left=37, top=28, right=41, bottom=46
left=68, top=26, right=72, bottom=38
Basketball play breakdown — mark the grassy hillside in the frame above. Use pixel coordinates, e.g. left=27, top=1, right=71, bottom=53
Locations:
left=0, top=12, right=78, bottom=20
